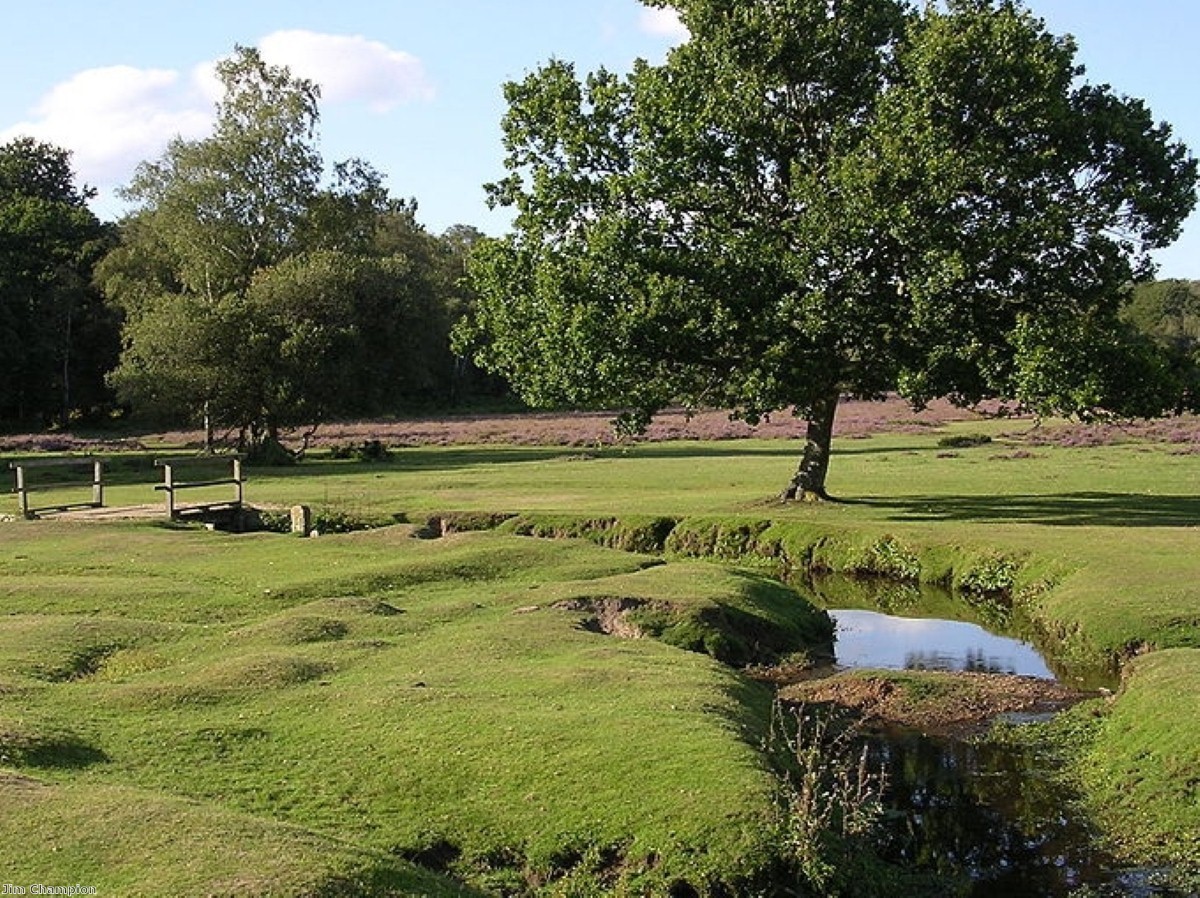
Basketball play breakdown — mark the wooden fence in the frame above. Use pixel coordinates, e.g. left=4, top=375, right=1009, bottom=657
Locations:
left=154, top=456, right=245, bottom=519
left=8, top=457, right=104, bottom=519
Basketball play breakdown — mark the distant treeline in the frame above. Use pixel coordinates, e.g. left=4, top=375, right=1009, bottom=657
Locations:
left=1, top=131, right=506, bottom=443
left=2, top=116, right=1198, bottom=439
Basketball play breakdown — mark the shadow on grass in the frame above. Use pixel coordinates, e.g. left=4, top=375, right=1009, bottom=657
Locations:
left=238, top=442, right=806, bottom=480
left=850, top=491, right=1200, bottom=528
left=1, top=730, right=109, bottom=769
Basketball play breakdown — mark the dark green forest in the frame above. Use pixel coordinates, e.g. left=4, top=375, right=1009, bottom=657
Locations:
left=4, top=116, right=1196, bottom=448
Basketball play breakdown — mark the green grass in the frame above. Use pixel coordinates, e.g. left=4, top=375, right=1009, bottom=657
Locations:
left=0, top=523, right=822, bottom=894
left=0, top=777, right=475, bottom=897
left=3, top=417, right=1199, bottom=889
left=1076, top=649, right=1200, bottom=867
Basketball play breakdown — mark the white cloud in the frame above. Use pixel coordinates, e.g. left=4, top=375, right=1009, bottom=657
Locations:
left=258, top=30, right=435, bottom=112
left=0, top=30, right=429, bottom=216
left=639, top=7, right=689, bottom=42
left=0, top=64, right=214, bottom=194
left=0, top=31, right=430, bottom=216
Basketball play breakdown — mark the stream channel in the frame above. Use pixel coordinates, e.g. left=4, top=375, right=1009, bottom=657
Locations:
left=794, top=574, right=1184, bottom=897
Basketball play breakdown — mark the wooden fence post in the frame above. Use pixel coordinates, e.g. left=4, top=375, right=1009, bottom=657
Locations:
left=14, top=465, right=29, bottom=518
left=153, top=456, right=245, bottom=521
left=92, top=459, right=104, bottom=508
left=232, top=458, right=243, bottom=507
left=162, top=463, right=175, bottom=518
left=9, top=457, right=106, bottom=518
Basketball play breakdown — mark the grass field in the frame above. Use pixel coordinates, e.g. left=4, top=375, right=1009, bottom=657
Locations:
left=2, top=406, right=1198, bottom=894
left=0, top=522, right=831, bottom=895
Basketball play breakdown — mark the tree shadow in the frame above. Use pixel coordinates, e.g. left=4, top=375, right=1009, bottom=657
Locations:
left=250, top=441, right=803, bottom=481
left=848, top=491, right=1200, bottom=528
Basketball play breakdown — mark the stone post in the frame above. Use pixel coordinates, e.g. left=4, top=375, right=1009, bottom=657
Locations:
left=290, top=504, right=312, bottom=537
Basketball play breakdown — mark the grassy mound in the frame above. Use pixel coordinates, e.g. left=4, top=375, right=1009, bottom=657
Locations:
left=528, top=562, right=833, bottom=666
left=1076, top=649, right=1200, bottom=868
left=0, top=523, right=833, bottom=894
left=0, top=775, right=475, bottom=897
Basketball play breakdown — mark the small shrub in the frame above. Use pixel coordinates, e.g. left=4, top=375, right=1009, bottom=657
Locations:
left=958, top=555, right=1019, bottom=597
left=772, top=703, right=887, bottom=894
left=328, top=440, right=393, bottom=462
left=937, top=433, right=993, bottom=448
left=245, top=439, right=297, bottom=466
left=247, top=508, right=292, bottom=533
left=852, top=537, right=921, bottom=581
left=664, top=519, right=771, bottom=560
left=713, top=521, right=771, bottom=559
left=310, top=507, right=387, bottom=534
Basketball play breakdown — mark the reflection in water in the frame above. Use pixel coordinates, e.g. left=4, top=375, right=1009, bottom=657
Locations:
left=869, top=729, right=1184, bottom=897
left=787, top=576, right=1157, bottom=894
left=831, top=609, right=1057, bottom=679
left=800, top=571, right=1119, bottom=689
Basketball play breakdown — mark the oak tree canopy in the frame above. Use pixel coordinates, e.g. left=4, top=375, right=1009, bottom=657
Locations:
left=459, top=0, right=1198, bottom=498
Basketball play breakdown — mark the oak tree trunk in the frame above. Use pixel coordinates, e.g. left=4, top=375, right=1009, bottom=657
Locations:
left=781, top=392, right=838, bottom=502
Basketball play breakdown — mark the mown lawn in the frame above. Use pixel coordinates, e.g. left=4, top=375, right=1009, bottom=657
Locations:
left=0, top=522, right=827, bottom=895
left=2, top=415, right=1198, bottom=892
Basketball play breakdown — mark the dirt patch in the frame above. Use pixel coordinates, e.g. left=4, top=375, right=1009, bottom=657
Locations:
left=551, top=598, right=656, bottom=639
left=777, top=669, right=1095, bottom=736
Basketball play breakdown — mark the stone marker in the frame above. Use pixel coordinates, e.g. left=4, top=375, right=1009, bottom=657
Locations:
left=290, top=504, right=312, bottom=537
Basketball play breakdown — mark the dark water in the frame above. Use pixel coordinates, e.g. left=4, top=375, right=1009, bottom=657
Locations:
left=789, top=575, right=1181, bottom=896
left=868, top=729, right=1191, bottom=897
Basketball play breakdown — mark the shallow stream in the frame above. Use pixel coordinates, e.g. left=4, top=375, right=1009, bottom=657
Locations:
left=801, top=573, right=1116, bottom=689
left=794, top=575, right=1181, bottom=896
left=829, top=607, right=1056, bottom=679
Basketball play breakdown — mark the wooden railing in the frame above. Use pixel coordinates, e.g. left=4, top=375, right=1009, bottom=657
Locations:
left=9, top=457, right=104, bottom=519
left=154, top=456, right=244, bottom=519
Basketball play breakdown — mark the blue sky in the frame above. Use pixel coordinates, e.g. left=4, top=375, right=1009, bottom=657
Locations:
left=2, top=0, right=1196, bottom=277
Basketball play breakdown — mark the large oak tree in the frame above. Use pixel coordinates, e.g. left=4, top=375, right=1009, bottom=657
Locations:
left=459, top=0, right=1197, bottom=499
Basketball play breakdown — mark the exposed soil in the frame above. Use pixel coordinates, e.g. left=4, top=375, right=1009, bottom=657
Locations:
left=0, top=771, right=46, bottom=793
left=776, top=669, right=1097, bottom=736
left=550, top=598, right=654, bottom=639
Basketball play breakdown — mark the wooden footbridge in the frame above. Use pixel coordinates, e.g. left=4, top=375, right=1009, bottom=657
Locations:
left=8, top=455, right=247, bottom=525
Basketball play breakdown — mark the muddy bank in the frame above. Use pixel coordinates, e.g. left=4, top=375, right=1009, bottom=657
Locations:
left=772, top=668, right=1097, bottom=736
